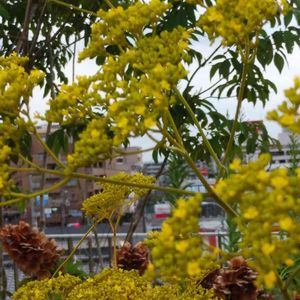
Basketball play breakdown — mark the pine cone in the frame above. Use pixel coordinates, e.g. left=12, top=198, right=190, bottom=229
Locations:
left=116, top=242, right=149, bottom=275
left=0, top=221, right=63, bottom=279
left=201, top=256, right=259, bottom=300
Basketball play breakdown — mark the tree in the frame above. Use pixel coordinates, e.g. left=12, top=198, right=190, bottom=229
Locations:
left=1, top=0, right=300, bottom=299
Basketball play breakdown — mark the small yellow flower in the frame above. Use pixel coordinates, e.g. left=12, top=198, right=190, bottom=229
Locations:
left=262, top=243, right=275, bottom=256
left=264, top=271, right=277, bottom=289
left=187, top=261, right=201, bottom=277
left=285, top=258, right=294, bottom=266
left=173, top=208, right=187, bottom=219
left=270, top=176, right=289, bottom=189
left=280, top=114, right=294, bottom=126
left=175, top=240, right=189, bottom=253
left=279, top=217, right=293, bottom=231
left=244, top=207, right=259, bottom=220
left=229, top=159, right=241, bottom=170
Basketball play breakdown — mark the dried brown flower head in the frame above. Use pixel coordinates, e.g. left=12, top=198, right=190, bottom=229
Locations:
left=0, top=221, right=63, bottom=279
left=116, top=242, right=149, bottom=275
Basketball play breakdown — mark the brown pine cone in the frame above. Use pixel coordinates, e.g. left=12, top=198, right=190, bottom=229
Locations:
left=201, top=256, right=259, bottom=300
left=116, top=242, right=149, bottom=275
left=0, top=221, right=63, bottom=279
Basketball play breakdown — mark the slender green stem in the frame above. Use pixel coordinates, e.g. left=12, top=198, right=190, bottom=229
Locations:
left=1, top=178, right=69, bottom=207
left=284, top=263, right=300, bottom=291
left=160, top=109, right=237, bottom=217
left=52, top=222, right=98, bottom=278
left=221, top=45, right=250, bottom=169
left=32, top=129, right=66, bottom=169
left=186, top=45, right=222, bottom=93
left=47, top=0, right=98, bottom=16
left=165, top=110, right=184, bottom=146
left=182, top=152, right=237, bottom=218
left=108, top=215, right=121, bottom=269
left=19, top=153, right=41, bottom=169
left=111, top=147, right=156, bottom=158
left=276, top=272, right=292, bottom=300
left=72, top=171, right=197, bottom=196
left=8, top=166, right=197, bottom=197
left=103, top=0, right=115, bottom=9
left=174, top=87, right=225, bottom=172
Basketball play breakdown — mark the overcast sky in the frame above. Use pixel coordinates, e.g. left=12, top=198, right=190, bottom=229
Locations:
left=30, top=38, right=300, bottom=163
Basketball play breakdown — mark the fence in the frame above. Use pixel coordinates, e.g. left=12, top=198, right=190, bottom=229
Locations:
left=3, top=231, right=228, bottom=297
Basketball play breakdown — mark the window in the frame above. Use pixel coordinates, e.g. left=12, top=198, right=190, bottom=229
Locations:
left=67, top=179, right=77, bottom=186
left=47, top=163, right=57, bottom=170
left=116, top=157, right=124, bottom=164
left=270, top=150, right=284, bottom=156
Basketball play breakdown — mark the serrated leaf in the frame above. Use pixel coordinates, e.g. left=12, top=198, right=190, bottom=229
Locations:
left=274, top=52, right=284, bottom=73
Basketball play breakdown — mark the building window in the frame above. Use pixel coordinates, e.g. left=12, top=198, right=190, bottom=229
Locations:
left=67, top=179, right=77, bottom=186
left=47, top=163, right=57, bottom=170
left=116, top=157, right=124, bottom=164
left=270, top=150, right=284, bottom=156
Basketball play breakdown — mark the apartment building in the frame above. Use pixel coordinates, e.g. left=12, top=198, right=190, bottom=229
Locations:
left=6, top=124, right=142, bottom=226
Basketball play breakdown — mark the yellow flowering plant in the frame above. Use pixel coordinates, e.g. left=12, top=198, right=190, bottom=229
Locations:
left=1, top=0, right=300, bottom=299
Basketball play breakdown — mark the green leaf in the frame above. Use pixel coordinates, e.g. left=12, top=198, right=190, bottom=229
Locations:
left=63, top=260, right=88, bottom=280
left=284, top=31, right=295, bottom=53
left=218, top=60, right=230, bottom=79
left=20, top=131, right=32, bottom=160
left=0, top=4, right=9, bottom=19
left=209, top=63, right=220, bottom=79
left=284, top=10, right=293, bottom=27
left=274, top=52, right=285, bottom=73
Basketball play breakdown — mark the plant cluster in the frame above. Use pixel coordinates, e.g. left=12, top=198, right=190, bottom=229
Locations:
left=0, top=0, right=300, bottom=299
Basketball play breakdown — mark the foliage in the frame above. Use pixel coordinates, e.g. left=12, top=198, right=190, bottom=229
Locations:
left=1, top=0, right=300, bottom=299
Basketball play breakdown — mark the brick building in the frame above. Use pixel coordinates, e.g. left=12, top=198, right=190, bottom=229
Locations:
left=6, top=124, right=142, bottom=227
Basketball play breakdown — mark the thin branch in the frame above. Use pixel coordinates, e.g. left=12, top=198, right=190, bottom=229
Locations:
left=174, top=87, right=225, bottom=172
left=32, top=128, right=66, bottom=169
left=15, top=0, right=33, bottom=54
left=52, top=222, right=98, bottom=278
left=47, top=0, right=98, bottom=17
left=28, top=0, right=47, bottom=57
left=7, top=166, right=197, bottom=197
left=125, top=153, right=169, bottom=242
left=1, top=178, right=70, bottom=207
left=221, top=44, right=251, bottom=169
left=186, top=45, right=222, bottom=91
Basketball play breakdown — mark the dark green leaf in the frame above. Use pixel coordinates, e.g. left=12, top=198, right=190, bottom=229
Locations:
left=274, top=52, right=285, bottom=73
left=0, top=3, right=9, bottom=19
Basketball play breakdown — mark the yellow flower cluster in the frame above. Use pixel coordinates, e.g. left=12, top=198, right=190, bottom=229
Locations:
left=0, top=53, right=44, bottom=118
left=45, top=74, right=102, bottom=125
left=199, top=0, right=289, bottom=46
left=13, top=273, right=81, bottom=300
left=46, top=1, right=191, bottom=168
left=0, top=118, right=30, bottom=195
left=145, top=282, right=216, bottom=300
left=215, top=154, right=300, bottom=289
left=145, top=194, right=218, bottom=285
left=79, top=0, right=171, bottom=60
left=66, top=118, right=113, bottom=169
left=268, top=77, right=300, bottom=134
left=67, top=269, right=149, bottom=300
left=104, top=27, right=190, bottom=144
left=82, top=172, right=154, bottom=221
left=66, top=268, right=215, bottom=300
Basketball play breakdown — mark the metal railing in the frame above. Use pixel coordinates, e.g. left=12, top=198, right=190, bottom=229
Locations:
left=3, top=231, right=229, bottom=296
